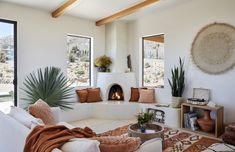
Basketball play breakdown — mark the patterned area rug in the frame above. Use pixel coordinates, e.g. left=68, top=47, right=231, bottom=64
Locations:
left=99, top=125, right=221, bottom=152
left=163, top=128, right=221, bottom=152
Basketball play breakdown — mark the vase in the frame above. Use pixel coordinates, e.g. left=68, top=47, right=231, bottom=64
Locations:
left=140, top=123, right=147, bottom=133
left=97, top=67, right=107, bottom=72
left=197, top=110, right=215, bottom=132
left=171, top=96, right=183, bottom=108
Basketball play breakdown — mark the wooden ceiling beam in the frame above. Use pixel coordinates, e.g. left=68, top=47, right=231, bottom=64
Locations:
left=144, top=35, right=164, bottom=43
left=52, top=0, right=78, bottom=18
left=96, top=0, right=159, bottom=26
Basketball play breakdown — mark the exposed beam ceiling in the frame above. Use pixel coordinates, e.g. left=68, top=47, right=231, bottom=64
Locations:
left=95, top=0, right=159, bottom=26
left=144, top=35, right=164, bottom=43
left=52, top=0, right=78, bottom=18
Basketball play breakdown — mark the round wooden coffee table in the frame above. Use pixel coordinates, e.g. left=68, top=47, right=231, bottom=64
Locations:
left=128, top=123, right=164, bottom=143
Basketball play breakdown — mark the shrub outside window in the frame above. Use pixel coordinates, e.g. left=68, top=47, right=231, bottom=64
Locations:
left=142, top=34, right=164, bottom=88
left=67, top=35, right=91, bottom=87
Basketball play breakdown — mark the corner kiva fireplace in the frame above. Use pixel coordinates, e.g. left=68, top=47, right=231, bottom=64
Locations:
left=108, top=84, right=124, bottom=101
left=96, top=72, right=136, bottom=101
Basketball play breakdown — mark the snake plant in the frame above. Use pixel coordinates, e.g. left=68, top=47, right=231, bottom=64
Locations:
left=21, top=67, right=74, bottom=110
left=168, top=57, right=185, bottom=97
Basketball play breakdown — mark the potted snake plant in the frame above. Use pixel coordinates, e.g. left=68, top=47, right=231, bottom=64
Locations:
left=168, top=57, right=185, bottom=108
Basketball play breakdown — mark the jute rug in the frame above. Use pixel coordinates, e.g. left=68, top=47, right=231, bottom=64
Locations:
left=99, top=125, right=221, bottom=152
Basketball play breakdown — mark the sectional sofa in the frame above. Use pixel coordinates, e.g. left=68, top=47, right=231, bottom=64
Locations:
left=0, top=102, right=165, bottom=152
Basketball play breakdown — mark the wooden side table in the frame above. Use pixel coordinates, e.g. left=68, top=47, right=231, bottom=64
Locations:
left=181, top=103, right=224, bottom=137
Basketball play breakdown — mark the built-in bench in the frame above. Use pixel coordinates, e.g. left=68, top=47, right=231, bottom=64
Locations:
left=57, top=101, right=181, bottom=128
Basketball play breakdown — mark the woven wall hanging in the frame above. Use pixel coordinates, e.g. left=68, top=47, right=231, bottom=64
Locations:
left=191, top=23, right=235, bottom=74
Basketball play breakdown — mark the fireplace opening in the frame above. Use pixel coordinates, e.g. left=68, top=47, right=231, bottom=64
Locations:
left=108, top=84, right=124, bottom=101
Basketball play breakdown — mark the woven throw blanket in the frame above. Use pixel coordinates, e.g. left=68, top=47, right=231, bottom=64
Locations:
left=24, top=125, right=96, bottom=152
left=24, top=124, right=140, bottom=152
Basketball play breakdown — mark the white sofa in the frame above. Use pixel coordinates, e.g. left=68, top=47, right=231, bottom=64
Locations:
left=0, top=111, right=30, bottom=152
left=0, top=104, right=163, bottom=152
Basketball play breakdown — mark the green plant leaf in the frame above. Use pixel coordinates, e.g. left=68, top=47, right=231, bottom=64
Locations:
left=168, top=57, right=185, bottom=97
left=21, top=67, right=74, bottom=110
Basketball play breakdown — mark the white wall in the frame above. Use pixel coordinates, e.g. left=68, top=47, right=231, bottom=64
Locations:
left=105, top=21, right=128, bottom=72
left=127, top=0, right=235, bottom=123
left=0, top=2, right=105, bottom=107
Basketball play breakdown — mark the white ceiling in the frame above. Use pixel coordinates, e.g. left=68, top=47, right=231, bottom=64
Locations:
left=2, top=0, right=190, bottom=21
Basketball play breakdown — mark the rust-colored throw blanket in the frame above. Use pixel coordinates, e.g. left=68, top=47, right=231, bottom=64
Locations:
left=24, top=125, right=96, bottom=152
left=25, top=125, right=141, bottom=152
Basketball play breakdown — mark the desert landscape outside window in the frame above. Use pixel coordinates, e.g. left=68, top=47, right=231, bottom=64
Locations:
left=67, top=35, right=91, bottom=87
left=0, top=19, right=17, bottom=113
left=142, top=34, right=164, bottom=88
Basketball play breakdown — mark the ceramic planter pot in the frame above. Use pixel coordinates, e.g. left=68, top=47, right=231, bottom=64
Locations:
left=97, top=67, right=107, bottom=72
left=197, top=110, right=215, bottom=132
left=171, top=96, right=183, bottom=108
left=140, top=123, right=147, bottom=133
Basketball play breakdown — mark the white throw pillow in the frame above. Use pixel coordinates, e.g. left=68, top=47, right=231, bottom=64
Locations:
left=61, top=138, right=100, bottom=152
left=8, top=106, right=44, bottom=129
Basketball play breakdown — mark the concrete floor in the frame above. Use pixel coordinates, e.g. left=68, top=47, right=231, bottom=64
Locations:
left=69, top=118, right=137, bottom=134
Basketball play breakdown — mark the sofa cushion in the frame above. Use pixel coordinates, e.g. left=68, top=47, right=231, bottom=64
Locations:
left=138, top=89, right=155, bottom=103
left=76, top=89, right=88, bottom=103
left=87, top=88, right=103, bottom=102
left=135, top=138, right=162, bottom=152
left=60, top=138, right=100, bottom=152
left=29, top=99, right=56, bottom=125
left=8, top=106, right=43, bottom=129
left=0, top=111, right=30, bottom=152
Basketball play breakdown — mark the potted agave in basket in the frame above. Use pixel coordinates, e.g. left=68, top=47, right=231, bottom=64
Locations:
left=137, top=112, right=154, bottom=133
left=168, top=57, right=185, bottom=108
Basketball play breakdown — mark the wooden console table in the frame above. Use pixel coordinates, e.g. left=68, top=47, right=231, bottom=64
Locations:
left=181, top=103, right=224, bottom=137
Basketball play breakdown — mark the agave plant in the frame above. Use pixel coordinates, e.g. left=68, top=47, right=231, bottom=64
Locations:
left=21, top=67, right=74, bottom=110
left=168, top=57, right=185, bottom=97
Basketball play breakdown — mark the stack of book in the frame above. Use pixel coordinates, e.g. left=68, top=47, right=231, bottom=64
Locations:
left=184, top=111, right=199, bottom=131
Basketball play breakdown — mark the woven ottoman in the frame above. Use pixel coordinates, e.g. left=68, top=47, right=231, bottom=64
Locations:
left=222, top=123, right=235, bottom=146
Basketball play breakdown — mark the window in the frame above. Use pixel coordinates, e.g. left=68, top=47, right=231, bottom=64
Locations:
left=142, top=34, right=164, bottom=88
left=0, top=19, right=17, bottom=113
left=67, top=35, right=91, bottom=87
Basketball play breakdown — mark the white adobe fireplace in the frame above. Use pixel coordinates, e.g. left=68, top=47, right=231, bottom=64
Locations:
left=96, top=72, right=136, bottom=101
left=96, top=21, right=137, bottom=101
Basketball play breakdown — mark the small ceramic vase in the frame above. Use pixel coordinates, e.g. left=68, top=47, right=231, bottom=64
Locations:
left=197, top=110, right=215, bottom=132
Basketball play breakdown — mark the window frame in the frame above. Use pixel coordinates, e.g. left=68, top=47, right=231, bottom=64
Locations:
left=142, top=34, right=164, bottom=88
left=0, top=18, right=17, bottom=106
left=67, top=34, right=92, bottom=87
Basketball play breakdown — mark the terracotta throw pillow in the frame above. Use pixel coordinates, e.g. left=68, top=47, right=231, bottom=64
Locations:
left=87, top=88, right=102, bottom=102
left=129, top=87, right=139, bottom=102
left=76, top=89, right=88, bottom=103
left=29, top=99, right=56, bottom=125
left=138, top=89, right=155, bottom=103
left=129, top=87, right=147, bottom=102
left=92, top=136, right=141, bottom=152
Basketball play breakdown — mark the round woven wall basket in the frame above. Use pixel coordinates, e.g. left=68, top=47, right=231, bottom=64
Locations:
left=191, top=23, right=235, bottom=74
